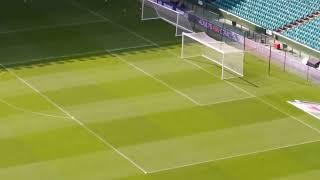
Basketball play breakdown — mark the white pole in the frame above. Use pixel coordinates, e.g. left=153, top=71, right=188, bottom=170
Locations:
left=222, top=53, right=225, bottom=80
left=181, top=33, right=184, bottom=58
left=175, top=14, right=179, bottom=36
left=141, top=0, right=145, bottom=20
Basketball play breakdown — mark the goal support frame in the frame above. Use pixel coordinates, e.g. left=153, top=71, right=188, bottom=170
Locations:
left=181, top=32, right=244, bottom=80
left=141, top=0, right=193, bottom=36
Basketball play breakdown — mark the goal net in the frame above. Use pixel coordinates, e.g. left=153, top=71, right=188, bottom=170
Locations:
left=141, top=0, right=193, bottom=36
left=181, top=32, right=244, bottom=79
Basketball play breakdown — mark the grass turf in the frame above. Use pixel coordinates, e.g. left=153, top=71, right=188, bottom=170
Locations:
left=1, top=0, right=320, bottom=179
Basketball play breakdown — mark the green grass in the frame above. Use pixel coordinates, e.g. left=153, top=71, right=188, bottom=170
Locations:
left=1, top=0, right=320, bottom=179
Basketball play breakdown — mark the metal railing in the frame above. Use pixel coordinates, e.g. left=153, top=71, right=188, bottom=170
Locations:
left=183, top=2, right=320, bottom=84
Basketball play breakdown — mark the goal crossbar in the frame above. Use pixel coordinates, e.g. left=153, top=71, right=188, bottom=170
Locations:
left=183, top=32, right=243, bottom=54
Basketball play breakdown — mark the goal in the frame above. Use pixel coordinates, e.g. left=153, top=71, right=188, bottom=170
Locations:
left=141, top=0, right=193, bottom=36
left=181, top=32, right=244, bottom=79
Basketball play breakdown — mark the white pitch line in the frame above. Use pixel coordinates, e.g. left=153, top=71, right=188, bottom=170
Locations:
left=54, top=1, right=320, bottom=173
left=0, top=98, right=71, bottom=120
left=0, top=66, right=69, bottom=119
left=183, top=60, right=320, bottom=135
left=70, top=0, right=158, bottom=47
left=0, top=64, right=76, bottom=120
left=72, top=2, right=200, bottom=106
left=73, top=121, right=148, bottom=174
left=96, top=12, right=320, bottom=135
left=101, top=13, right=320, bottom=135
left=148, top=138, right=320, bottom=174
left=70, top=1, right=109, bottom=22
left=93, top=13, right=320, bottom=173
left=0, top=20, right=108, bottom=34
left=107, top=44, right=155, bottom=53
left=0, top=63, right=148, bottom=174
left=108, top=51, right=202, bottom=106
left=199, top=95, right=255, bottom=107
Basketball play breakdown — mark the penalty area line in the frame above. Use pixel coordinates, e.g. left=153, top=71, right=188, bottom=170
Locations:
left=199, top=95, right=255, bottom=107
left=185, top=60, right=320, bottom=135
left=108, top=51, right=202, bottom=106
left=75, top=7, right=253, bottom=108
left=79, top=6, right=320, bottom=135
left=107, top=44, right=156, bottom=53
left=0, top=98, right=72, bottom=120
left=0, top=64, right=76, bottom=120
left=0, top=63, right=148, bottom=174
left=71, top=2, right=200, bottom=106
left=70, top=0, right=158, bottom=47
left=148, top=138, right=320, bottom=174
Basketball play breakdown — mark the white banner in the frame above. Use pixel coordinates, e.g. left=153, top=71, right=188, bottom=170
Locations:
left=288, top=100, right=320, bottom=120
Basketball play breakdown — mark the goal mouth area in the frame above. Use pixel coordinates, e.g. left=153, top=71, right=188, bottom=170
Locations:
left=181, top=32, right=244, bottom=79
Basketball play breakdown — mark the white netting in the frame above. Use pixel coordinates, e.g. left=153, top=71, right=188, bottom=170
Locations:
left=182, top=32, right=244, bottom=79
left=141, top=0, right=193, bottom=36
left=223, top=52, right=244, bottom=79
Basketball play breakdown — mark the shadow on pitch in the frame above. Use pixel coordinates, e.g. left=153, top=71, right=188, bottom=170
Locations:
left=186, top=58, right=260, bottom=88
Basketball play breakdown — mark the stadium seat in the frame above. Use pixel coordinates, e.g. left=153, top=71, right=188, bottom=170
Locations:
left=209, top=0, right=320, bottom=31
left=283, top=17, right=320, bottom=51
left=206, top=0, right=320, bottom=51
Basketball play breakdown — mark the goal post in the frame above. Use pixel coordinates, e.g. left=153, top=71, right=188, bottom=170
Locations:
left=141, top=0, right=193, bottom=36
left=181, top=32, right=244, bottom=79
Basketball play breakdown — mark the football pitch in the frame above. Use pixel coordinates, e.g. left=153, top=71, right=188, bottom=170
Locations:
left=1, top=0, right=320, bottom=179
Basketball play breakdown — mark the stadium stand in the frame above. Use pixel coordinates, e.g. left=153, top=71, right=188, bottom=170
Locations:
left=283, top=17, right=320, bottom=51
left=210, top=0, right=320, bottom=31
left=204, top=0, right=320, bottom=51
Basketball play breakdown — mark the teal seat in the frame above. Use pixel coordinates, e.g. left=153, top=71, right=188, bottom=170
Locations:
left=209, top=0, right=320, bottom=31
left=207, top=0, right=320, bottom=51
left=283, top=17, right=320, bottom=51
